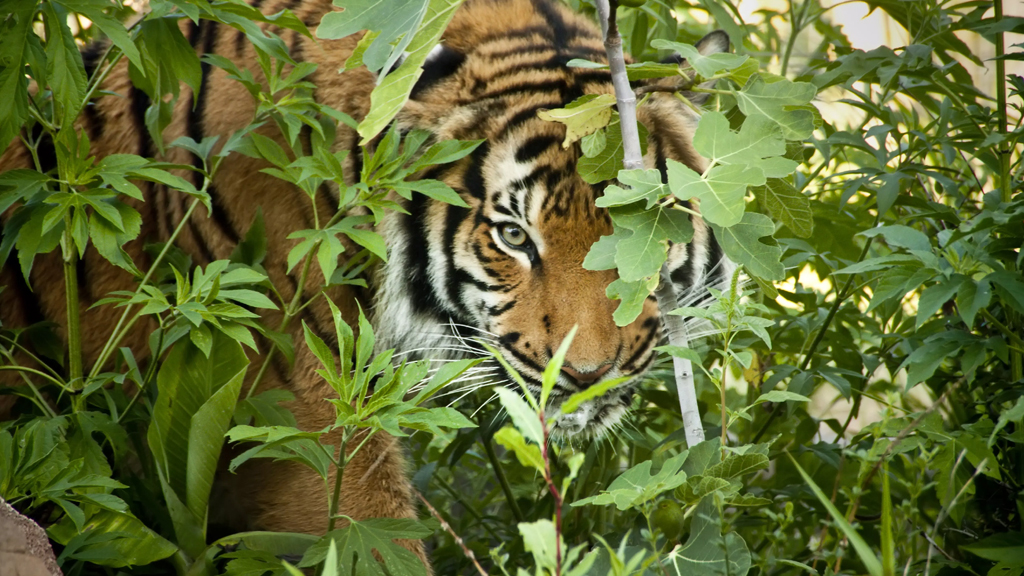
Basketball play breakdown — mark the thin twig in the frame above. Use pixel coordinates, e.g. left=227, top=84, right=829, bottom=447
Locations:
left=593, top=0, right=704, bottom=447
left=414, top=490, right=489, bottom=576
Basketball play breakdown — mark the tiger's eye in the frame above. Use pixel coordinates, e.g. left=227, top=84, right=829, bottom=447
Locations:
left=499, top=224, right=528, bottom=247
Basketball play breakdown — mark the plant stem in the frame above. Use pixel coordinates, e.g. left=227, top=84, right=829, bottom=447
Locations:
left=245, top=241, right=320, bottom=399
left=62, top=219, right=83, bottom=395
left=91, top=197, right=203, bottom=378
left=779, top=0, right=810, bottom=77
left=327, top=428, right=353, bottom=533
left=483, top=434, right=525, bottom=523
left=980, top=308, right=1024, bottom=352
left=656, top=269, right=705, bottom=447
left=413, top=490, right=489, bottom=576
left=752, top=228, right=876, bottom=443
left=993, top=0, right=1021, bottom=382
left=0, top=362, right=58, bottom=418
left=540, top=420, right=562, bottom=575
left=595, top=0, right=643, bottom=171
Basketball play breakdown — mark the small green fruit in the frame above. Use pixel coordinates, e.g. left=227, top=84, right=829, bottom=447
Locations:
left=651, top=499, right=684, bottom=541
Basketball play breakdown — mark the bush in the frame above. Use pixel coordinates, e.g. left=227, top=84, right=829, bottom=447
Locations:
left=0, top=0, right=1021, bottom=574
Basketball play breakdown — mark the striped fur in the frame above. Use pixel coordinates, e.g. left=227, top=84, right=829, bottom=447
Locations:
left=0, top=0, right=731, bottom=564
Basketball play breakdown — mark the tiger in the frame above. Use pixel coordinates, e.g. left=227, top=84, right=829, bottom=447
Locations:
left=0, top=0, right=731, bottom=568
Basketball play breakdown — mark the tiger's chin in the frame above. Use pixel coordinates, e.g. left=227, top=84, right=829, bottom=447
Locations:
left=545, top=387, right=635, bottom=441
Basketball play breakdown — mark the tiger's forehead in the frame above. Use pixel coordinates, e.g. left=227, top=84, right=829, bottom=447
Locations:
left=480, top=126, right=604, bottom=227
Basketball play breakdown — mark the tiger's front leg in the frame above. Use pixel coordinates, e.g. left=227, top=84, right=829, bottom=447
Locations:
left=212, top=316, right=432, bottom=572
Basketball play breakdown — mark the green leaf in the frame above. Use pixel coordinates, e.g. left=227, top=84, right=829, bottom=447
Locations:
left=787, top=454, right=883, bottom=576
left=962, top=532, right=1024, bottom=563
left=751, top=178, right=813, bottom=238
left=663, top=498, right=751, bottom=576
left=581, top=129, right=606, bottom=157
left=990, top=397, right=1024, bottom=447
left=226, top=425, right=330, bottom=479
left=299, top=519, right=432, bottom=576
left=607, top=276, right=658, bottom=326
left=0, top=0, right=35, bottom=149
left=353, top=0, right=466, bottom=143
left=752, top=390, right=810, bottom=406
left=861, top=225, right=931, bottom=252
left=709, top=212, right=784, bottom=280
left=572, top=450, right=689, bottom=510
left=898, top=336, right=963, bottom=390
left=704, top=452, right=769, bottom=481
left=656, top=345, right=702, bottom=364
left=578, top=118, right=648, bottom=184
left=916, top=276, right=964, bottom=329
left=541, top=327, right=576, bottom=409
left=54, top=0, right=142, bottom=70
left=493, top=426, right=545, bottom=473
left=43, top=3, right=87, bottom=126
left=667, top=160, right=765, bottom=227
left=650, top=39, right=751, bottom=78
left=519, top=520, right=562, bottom=573
left=560, top=376, right=631, bottom=415
left=692, top=112, right=785, bottom=167
left=494, top=386, right=542, bottom=444
left=537, top=94, right=616, bottom=147
left=595, top=169, right=667, bottom=209
left=390, top=179, right=468, bottom=207
left=148, top=331, right=249, bottom=557
left=317, top=0, right=427, bottom=72
left=582, top=230, right=626, bottom=272
left=47, top=510, right=177, bottom=568
left=956, top=278, right=991, bottom=329
left=611, top=204, right=694, bottom=282
left=734, top=75, right=817, bottom=140
left=186, top=362, right=245, bottom=523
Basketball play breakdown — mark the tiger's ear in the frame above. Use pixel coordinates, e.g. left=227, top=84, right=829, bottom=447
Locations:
left=410, top=44, right=467, bottom=99
left=660, top=30, right=731, bottom=106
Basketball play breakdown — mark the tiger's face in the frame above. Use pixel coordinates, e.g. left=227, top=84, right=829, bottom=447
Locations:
left=369, top=0, right=729, bottom=437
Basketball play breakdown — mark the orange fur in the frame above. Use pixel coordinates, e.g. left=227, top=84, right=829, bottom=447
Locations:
left=1, top=0, right=724, bottom=570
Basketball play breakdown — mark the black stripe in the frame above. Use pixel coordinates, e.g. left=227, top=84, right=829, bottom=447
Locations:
left=452, top=269, right=514, bottom=294
left=516, top=164, right=551, bottom=219
left=234, top=28, right=248, bottom=57
left=189, top=22, right=242, bottom=250
left=506, top=343, right=545, bottom=374
left=480, top=26, right=554, bottom=44
left=487, top=300, right=516, bottom=316
left=506, top=103, right=562, bottom=131
left=620, top=322, right=659, bottom=372
left=492, top=204, right=515, bottom=218
left=75, top=255, right=91, bottom=302
left=444, top=202, right=471, bottom=315
left=411, top=46, right=466, bottom=99
left=128, top=85, right=153, bottom=158
left=486, top=44, right=604, bottom=61
left=187, top=19, right=203, bottom=47
left=462, top=142, right=489, bottom=200
left=403, top=194, right=444, bottom=314
left=478, top=79, right=567, bottom=100
left=351, top=145, right=364, bottom=181
left=290, top=29, right=304, bottom=62
left=81, top=43, right=105, bottom=141
left=532, top=0, right=571, bottom=49
left=5, top=255, right=45, bottom=327
left=515, top=135, right=558, bottom=163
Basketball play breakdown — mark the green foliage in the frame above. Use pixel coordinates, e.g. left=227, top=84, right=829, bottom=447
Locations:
left=1, top=0, right=1023, bottom=575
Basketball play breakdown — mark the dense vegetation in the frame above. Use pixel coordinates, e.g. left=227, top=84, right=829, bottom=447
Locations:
left=0, top=0, right=1022, bottom=574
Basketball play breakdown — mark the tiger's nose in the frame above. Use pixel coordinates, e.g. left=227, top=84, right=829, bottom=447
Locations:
left=561, top=363, right=612, bottom=386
